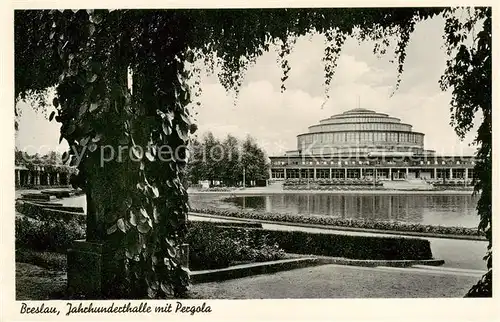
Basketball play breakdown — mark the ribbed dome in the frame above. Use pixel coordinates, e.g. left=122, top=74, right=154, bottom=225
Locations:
left=296, top=108, right=424, bottom=156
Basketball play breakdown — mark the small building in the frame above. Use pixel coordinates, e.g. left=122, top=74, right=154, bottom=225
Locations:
left=269, top=108, right=475, bottom=184
left=15, top=163, right=77, bottom=188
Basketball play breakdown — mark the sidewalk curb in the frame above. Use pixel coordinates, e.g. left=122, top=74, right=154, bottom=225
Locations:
left=314, top=256, right=445, bottom=268
left=189, top=256, right=446, bottom=284
left=190, top=257, right=320, bottom=284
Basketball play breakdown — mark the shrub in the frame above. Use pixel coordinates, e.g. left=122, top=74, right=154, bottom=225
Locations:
left=16, top=248, right=67, bottom=270
left=15, top=215, right=85, bottom=253
left=216, top=226, right=433, bottom=260
left=186, top=222, right=285, bottom=270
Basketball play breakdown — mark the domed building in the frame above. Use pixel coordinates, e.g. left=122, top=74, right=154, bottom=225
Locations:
left=269, top=108, right=475, bottom=184
left=294, top=108, right=432, bottom=157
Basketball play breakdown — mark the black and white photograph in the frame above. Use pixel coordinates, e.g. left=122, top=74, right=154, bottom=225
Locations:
left=1, top=2, right=496, bottom=321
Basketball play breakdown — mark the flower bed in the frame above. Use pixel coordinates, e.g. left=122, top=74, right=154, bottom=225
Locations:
left=190, top=208, right=482, bottom=237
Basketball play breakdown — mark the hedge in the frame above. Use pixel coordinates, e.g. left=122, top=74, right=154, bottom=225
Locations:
left=186, top=221, right=285, bottom=270
left=15, top=213, right=283, bottom=271
left=16, top=201, right=85, bottom=225
left=15, top=214, right=85, bottom=253
left=191, top=208, right=481, bottom=237
left=189, top=223, right=433, bottom=260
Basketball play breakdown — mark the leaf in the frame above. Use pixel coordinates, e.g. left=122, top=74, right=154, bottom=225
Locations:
left=117, top=218, right=126, bottom=233
left=153, top=206, right=160, bottom=223
left=161, top=282, right=173, bottom=295
left=131, top=145, right=142, bottom=159
left=107, top=224, right=117, bottom=235
left=180, top=113, right=191, bottom=126
left=49, top=111, right=55, bottom=121
left=176, top=124, right=188, bottom=141
left=79, top=104, right=88, bottom=117
left=89, top=102, right=98, bottom=113
left=151, top=186, right=159, bottom=198
left=80, top=136, right=90, bottom=146
left=124, top=197, right=132, bottom=209
left=129, top=210, right=138, bottom=226
left=162, top=121, right=171, bottom=136
left=92, top=133, right=102, bottom=142
left=138, top=222, right=151, bottom=234
left=165, top=237, right=175, bottom=248
left=66, top=124, right=75, bottom=135
left=88, top=74, right=98, bottom=83
left=145, top=150, right=154, bottom=162
left=140, top=207, right=150, bottom=219
left=166, top=111, right=175, bottom=123
left=167, top=245, right=177, bottom=258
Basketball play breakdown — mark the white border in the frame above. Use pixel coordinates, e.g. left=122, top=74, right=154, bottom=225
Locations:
left=1, top=1, right=498, bottom=321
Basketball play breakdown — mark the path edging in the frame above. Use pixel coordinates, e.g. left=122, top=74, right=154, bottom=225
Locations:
left=189, top=256, right=446, bottom=284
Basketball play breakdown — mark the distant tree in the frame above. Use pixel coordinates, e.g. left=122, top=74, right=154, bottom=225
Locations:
left=185, top=138, right=204, bottom=185
left=202, top=132, right=222, bottom=186
left=221, top=134, right=241, bottom=186
left=241, top=136, right=269, bottom=185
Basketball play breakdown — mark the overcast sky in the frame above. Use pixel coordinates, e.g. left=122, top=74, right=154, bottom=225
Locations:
left=15, top=13, right=479, bottom=158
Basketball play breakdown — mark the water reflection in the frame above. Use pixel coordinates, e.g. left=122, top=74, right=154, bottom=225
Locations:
left=220, top=194, right=479, bottom=228
left=63, top=193, right=480, bottom=228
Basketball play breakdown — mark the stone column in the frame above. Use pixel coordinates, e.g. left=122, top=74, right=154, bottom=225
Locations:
left=329, top=168, right=332, bottom=179
left=298, top=168, right=302, bottom=179
left=47, top=173, right=51, bottom=186
left=405, top=168, right=409, bottom=179
left=389, top=168, right=392, bottom=180
left=283, top=168, right=287, bottom=180
left=465, top=168, right=468, bottom=180
left=434, top=168, right=437, bottom=179
left=36, top=172, right=41, bottom=186
left=344, top=168, right=348, bottom=179
left=27, top=172, right=32, bottom=186
left=313, top=168, right=317, bottom=180
left=15, top=170, right=20, bottom=187
left=360, top=168, right=363, bottom=178
left=56, top=173, right=61, bottom=185
left=449, top=168, right=453, bottom=179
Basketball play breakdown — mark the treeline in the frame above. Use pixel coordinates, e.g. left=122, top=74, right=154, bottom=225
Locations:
left=186, top=132, right=269, bottom=187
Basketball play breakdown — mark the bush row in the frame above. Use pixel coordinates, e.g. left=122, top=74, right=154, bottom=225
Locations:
left=188, top=222, right=433, bottom=260
left=284, top=185, right=385, bottom=191
left=16, top=248, right=68, bottom=270
left=15, top=213, right=284, bottom=271
left=16, top=201, right=86, bottom=225
left=15, top=215, right=85, bottom=253
left=186, top=221, right=285, bottom=270
left=190, top=208, right=482, bottom=237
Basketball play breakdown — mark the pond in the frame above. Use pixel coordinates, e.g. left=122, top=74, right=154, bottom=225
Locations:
left=189, top=193, right=480, bottom=228
left=61, top=193, right=480, bottom=228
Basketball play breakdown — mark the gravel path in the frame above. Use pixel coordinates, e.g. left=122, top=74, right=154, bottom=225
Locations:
left=16, top=263, right=67, bottom=301
left=191, top=264, right=478, bottom=299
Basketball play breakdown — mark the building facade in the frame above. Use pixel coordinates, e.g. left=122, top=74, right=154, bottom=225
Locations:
left=269, top=108, right=475, bottom=183
left=15, top=164, right=76, bottom=188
